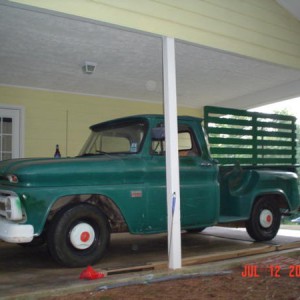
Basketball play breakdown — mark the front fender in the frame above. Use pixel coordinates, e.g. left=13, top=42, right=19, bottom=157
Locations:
left=21, top=184, right=147, bottom=235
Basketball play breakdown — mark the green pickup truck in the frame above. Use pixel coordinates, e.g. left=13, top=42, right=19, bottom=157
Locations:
left=0, top=107, right=299, bottom=267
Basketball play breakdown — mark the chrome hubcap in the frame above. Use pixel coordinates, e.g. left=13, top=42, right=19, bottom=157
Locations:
left=259, top=209, right=273, bottom=228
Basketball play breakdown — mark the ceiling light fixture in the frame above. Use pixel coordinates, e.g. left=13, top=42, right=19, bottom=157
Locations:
left=83, top=61, right=97, bottom=74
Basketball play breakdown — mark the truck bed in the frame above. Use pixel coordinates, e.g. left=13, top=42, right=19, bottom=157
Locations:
left=217, top=163, right=299, bottom=224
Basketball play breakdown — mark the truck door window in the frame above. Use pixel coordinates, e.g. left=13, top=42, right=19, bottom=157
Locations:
left=151, top=126, right=200, bottom=156
left=178, top=131, right=199, bottom=157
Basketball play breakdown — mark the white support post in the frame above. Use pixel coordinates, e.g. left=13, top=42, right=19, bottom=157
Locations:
left=162, top=36, right=182, bottom=270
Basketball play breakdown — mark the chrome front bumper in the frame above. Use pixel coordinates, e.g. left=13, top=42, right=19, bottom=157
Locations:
left=0, top=217, right=33, bottom=243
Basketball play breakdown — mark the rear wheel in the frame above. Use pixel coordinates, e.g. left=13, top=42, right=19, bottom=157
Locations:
left=47, top=204, right=110, bottom=267
left=245, top=197, right=281, bottom=241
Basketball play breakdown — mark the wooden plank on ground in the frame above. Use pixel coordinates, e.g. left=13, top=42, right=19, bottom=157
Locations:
left=181, top=245, right=276, bottom=266
left=276, top=241, right=300, bottom=251
left=102, top=241, right=300, bottom=276
left=103, top=245, right=278, bottom=275
left=106, top=264, right=155, bottom=275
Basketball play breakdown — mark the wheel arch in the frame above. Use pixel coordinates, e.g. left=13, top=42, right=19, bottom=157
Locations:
left=46, top=194, right=129, bottom=233
left=252, top=192, right=290, bottom=214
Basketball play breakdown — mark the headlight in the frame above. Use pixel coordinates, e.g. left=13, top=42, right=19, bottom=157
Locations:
left=5, top=197, right=12, bottom=211
left=6, top=197, right=23, bottom=220
left=0, top=193, right=23, bottom=221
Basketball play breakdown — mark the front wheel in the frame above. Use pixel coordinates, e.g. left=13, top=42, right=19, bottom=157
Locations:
left=47, top=204, right=110, bottom=267
left=245, top=197, right=281, bottom=242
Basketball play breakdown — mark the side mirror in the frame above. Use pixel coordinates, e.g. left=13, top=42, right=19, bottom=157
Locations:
left=151, top=127, right=165, bottom=140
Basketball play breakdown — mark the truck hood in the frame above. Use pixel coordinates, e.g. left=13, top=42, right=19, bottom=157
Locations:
left=0, top=155, right=144, bottom=187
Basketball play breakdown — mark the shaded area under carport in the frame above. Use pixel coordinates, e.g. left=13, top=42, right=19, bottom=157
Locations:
left=1, top=226, right=300, bottom=299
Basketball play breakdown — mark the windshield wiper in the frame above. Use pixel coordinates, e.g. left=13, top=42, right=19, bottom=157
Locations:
left=96, top=150, right=109, bottom=155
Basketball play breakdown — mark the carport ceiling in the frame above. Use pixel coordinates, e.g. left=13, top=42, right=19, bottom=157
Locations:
left=1, top=1, right=300, bottom=110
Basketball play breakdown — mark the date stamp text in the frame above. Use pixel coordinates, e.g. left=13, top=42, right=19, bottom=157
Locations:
left=241, top=264, right=300, bottom=278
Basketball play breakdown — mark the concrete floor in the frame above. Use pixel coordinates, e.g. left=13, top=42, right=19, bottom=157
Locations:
left=1, top=226, right=300, bottom=299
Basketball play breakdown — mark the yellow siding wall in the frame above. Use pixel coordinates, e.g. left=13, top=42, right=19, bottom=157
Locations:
left=12, top=0, right=300, bottom=69
left=0, top=86, right=201, bottom=158
left=6, top=0, right=300, bottom=157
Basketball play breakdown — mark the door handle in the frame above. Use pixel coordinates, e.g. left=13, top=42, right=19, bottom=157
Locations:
left=200, top=162, right=212, bottom=167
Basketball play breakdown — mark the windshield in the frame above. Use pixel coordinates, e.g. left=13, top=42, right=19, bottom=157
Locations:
left=79, top=120, right=147, bottom=156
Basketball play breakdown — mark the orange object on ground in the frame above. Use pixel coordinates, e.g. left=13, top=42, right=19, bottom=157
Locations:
left=79, top=266, right=106, bottom=280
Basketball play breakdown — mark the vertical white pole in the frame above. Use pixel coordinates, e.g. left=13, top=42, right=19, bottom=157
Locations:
left=162, top=36, right=182, bottom=270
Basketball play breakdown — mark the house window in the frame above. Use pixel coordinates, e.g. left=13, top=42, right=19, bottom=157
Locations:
left=0, top=117, right=13, bottom=160
left=0, top=107, right=23, bottom=161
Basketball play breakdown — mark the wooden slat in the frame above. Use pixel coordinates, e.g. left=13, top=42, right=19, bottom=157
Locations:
left=204, top=106, right=296, bottom=165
